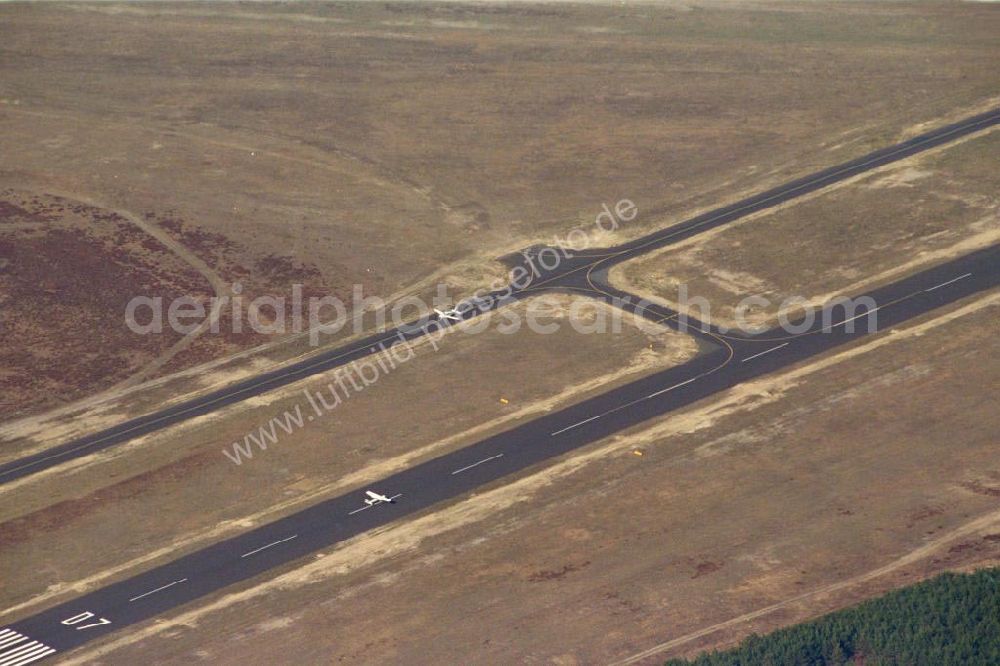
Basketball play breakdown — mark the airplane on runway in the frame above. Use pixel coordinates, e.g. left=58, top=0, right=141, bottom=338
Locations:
left=435, top=307, right=462, bottom=322
left=364, top=490, right=396, bottom=506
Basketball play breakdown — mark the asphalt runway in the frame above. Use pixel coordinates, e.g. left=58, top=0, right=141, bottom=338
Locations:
left=1, top=106, right=997, bottom=485
left=5, top=243, right=998, bottom=661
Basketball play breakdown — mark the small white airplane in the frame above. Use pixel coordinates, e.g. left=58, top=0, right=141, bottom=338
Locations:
left=364, top=490, right=395, bottom=506
left=435, top=307, right=462, bottom=322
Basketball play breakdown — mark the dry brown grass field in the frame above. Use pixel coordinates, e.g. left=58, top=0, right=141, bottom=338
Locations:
left=54, top=289, right=1000, bottom=666
left=0, top=296, right=697, bottom=621
left=2, top=0, right=999, bottom=418
left=1, top=1, right=998, bottom=665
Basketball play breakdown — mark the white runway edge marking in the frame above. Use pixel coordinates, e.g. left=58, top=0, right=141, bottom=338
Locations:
left=451, top=454, right=504, bottom=475
left=240, top=534, right=299, bottom=559
left=741, top=342, right=790, bottom=363
left=925, top=272, right=973, bottom=292
left=551, top=376, right=700, bottom=436
left=128, top=578, right=189, bottom=602
left=0, top=629, right=56, bottom=666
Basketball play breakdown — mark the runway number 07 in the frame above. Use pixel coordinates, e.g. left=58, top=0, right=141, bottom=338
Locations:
left=61, top=611, right=111, bottom=630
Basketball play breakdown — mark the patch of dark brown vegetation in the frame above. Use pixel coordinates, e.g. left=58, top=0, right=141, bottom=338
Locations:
left=906, top=504, right=946, bottom=528
left=692, top=560, right=723, bottom=579
left=960, top=480, right=1000, bottom=498
left=0, top=192, right=214, bottom=418
left=528, top=560, right=590, bottom=582
left=255, top=253, right=323, bottom=284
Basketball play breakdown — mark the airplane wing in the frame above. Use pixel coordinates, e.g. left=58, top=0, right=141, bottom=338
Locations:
left=435, top=308, right=461, bottom=321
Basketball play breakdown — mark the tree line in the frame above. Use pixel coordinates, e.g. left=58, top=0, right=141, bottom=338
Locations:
left=666, top=566, right=1000, bottom=665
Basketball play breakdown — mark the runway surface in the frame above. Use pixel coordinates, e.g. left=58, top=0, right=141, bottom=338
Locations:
left=5, top=243, right=998, bottom=660
left=1, top=106, right=997, bottom=485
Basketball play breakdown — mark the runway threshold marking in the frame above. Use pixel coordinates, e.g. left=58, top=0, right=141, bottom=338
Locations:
left=240, top=535, right=298, bottom=558
left=0, top=632, right=23, bottom=651
left=128, top=578, right=188, bottom=602
left=0, top=630, right=56, bottom=666
left=925, top=272, right=972, bottom=292
left=451, top=454, right=504, bottom=475
left=741, top=342, right=790, bottom=363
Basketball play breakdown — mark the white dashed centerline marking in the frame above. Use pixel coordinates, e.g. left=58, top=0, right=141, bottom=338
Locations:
left=3, top=112, right=996, bottom=484
left=0, top=630, right=56, bottom=666
left=925, top=272, right=972, bottom=292
left=830, top=304, right=882, bottom=329
left=551, top=414, right=602, bottom=436
left=128, top=578, right=188, bottom=602
left=240, top=535, right=298, bottom=559
left=551, top=375, right=704, bottom=436
left=643, top=376, right=699, bottom=399
left=741, top=342, right=790, bottom=363
left=451, top=454, right=504, bottom=475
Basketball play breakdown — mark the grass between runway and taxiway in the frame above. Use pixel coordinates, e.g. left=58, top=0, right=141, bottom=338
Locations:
left=610, top=128, right=1000, bottom=332
left=57, top=294, right=1000, bottom=665
left=0, top=295, right=697, bottom=620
